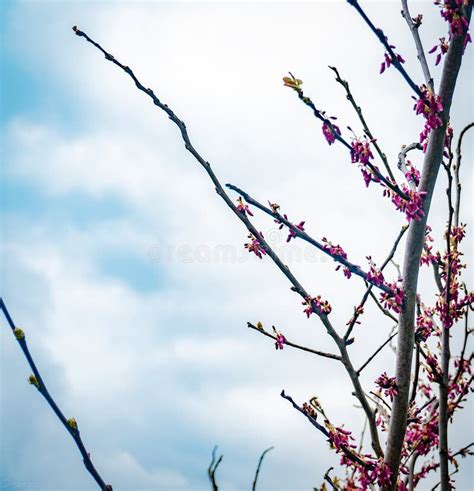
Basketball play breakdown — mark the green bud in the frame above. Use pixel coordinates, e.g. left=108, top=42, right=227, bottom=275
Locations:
left=67, top=417, right=78, bottom=430
left=13, top=328, right=25, bottom=340
left=28, top=375, right=39, bottom=388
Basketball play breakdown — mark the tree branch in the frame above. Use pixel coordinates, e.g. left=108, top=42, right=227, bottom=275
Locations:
left=346, top=0, right=423, bottom=97
left=208, top=446, right=223, bottom=491
left=383, top=5, right=472, bottom=487
left=0, top=298, right=112, bottom=491
left=247, top=323, right=341, bottom=361
left=252, top=447, right=273, bottom=491
left=400, top=0, right=434, bottom=90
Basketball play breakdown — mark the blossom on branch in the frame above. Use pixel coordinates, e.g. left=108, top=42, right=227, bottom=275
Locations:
left=244, top=232, right=266, bottom=259
left=375, top=372, right=399, bottom=401
left=302, top=295, right=332, bottom=317
left=235, top=197, right=253, bottom=216
left=413, top=85, right=443, bottom=148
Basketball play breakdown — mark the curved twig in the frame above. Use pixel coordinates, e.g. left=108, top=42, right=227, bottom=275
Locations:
left=252, top=446, right=273, bottom=491
left=247, top=323, right=341, bottom=361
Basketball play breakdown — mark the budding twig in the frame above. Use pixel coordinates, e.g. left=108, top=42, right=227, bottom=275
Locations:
left=0, top=298, right=112, bottom=491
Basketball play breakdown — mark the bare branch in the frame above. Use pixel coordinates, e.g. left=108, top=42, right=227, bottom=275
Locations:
left=247, top=323, right=341, bottom=361
left=400, top=0, right=434, bottom=90
left=0, top=298, right=112, bottom=491
left=252, top=446, right=273, bottom=491
left=208, top=446, right=223, bottom=491
left=357, top=331, right=398, bottom=375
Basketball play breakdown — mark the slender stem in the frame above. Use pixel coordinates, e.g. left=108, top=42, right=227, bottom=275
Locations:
left=247, top=323, right=341, bottom=361
left=383, top=6, right=472, bottom=488
left=439, top=148, right=455, bottom=491
left=409, top=344, right=420, bottom=405
left=368, top=289, right=399, bottom=322
left=207, top=446, right=223, bottom=491
left=0, top=299, right=112, bottom=491
left=357, top=331, right=398, bottom=375
left=453, top=122, right=474, bottom=228
left=400, top=0, right=434, bottom=91
left=252, top=447, right=273, bottom=491
left=329, top=65, right=396, bottom=181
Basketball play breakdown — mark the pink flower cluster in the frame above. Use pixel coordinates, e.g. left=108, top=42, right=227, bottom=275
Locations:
left=274, top=213, right=306, bottom=242
left=302, top=295, right=332, bottom=317
left=322, top=119, right=341, bottom=145
left=429, top=36, right=450, bottom=65
left=366, top=256, right=385, bottom=287
left=380, top=43, right=406, bottom=74
left=388, top=185, right=426, bottom=222
left=351, top=137, right=374, bottom=165
left=415, top=306, right=436, bottom=342
left=404, top=160, right=421, bottom=187
left=322, top=237, right=352, bottom=278
left=380, top=280, right=405, bottom=314
left=235, top=197, right=253, bottom=216
left=375, top=372, right=399, bottom=401
left=420, top=225, right=438, bottom=266
left=274, top=332, right=287, bottom=350
left=413, top=85, right=444, bottom=148
left=435, top=0, right=472, bottom=47
left=244, top=232, right=266, bottom=259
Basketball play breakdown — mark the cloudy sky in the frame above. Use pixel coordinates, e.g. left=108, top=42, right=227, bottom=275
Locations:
left=1, top=1, right=473, bottom=490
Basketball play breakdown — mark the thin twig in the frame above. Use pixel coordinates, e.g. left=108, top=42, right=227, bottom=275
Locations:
left=280, top=390, right=368, bottom=466
left=323, top=467, right=338, bottom=490
left=357, top=331, right=398, bottom=375
left=400, top=0, right=434, bottom=90
left=329, top=65, right=395, bottom=181
left=0, top=298, right=112, bottom=491
left=247, top=323, right=341, bottom=361
left=252, top=446, right=273, bottom=491
left=368, top=289, right=399, bottom=322
left=208, top=446, right=223, bottom=491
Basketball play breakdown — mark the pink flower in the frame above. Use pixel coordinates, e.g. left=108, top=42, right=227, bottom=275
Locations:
left=351, top=137, right=374, bottom=165
left=244, top=232, right=266, bottom=259
left=366, top=256, right=385, bottom=287
left=390, top=185, right=426, bottom=222
left=380, top=280, right=405, bottom=314
left=413, top=85, right=444, bottom=149
left=287, top=221, right=305, bottom=242
left=236, top=197, right=253, bottom=216
left=303, top=295, right=332, bottom=317
left=380, top=43, right=405, bottom=74
left=322, top=120, right=341, bottom=145
left=375, top=372, right=399, bottom=401
left=429, top=37, right=449, bottom=65
left=404, top=161, right=421, bottom=186
left=274, top=333, right=287, bottom=350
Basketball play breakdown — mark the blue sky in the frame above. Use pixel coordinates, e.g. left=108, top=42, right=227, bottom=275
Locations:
left=1, top=1, right=473, bottom=490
